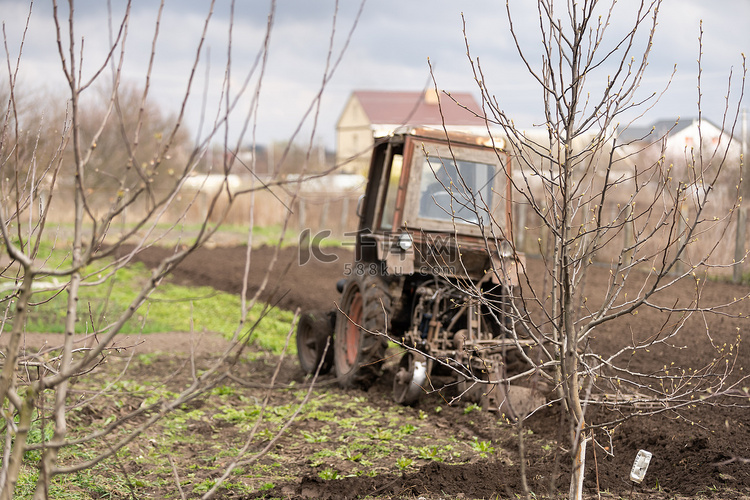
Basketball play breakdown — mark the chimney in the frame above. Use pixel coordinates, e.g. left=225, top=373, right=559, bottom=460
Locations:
left=424, top=88, right=440, bottom=105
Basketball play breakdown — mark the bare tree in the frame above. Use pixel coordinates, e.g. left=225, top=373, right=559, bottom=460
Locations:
left=0, top=0, right=361, bottom=497
left=446, top=1, right=750, bottom=498
left=0, top=1, right=233, bottom=496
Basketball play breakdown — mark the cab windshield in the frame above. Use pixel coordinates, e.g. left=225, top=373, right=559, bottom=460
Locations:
left=418, top=157, right=497, bottom=225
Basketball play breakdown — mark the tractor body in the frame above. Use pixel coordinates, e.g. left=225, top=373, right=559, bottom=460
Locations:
left=297, top=127, right=538, bottom=416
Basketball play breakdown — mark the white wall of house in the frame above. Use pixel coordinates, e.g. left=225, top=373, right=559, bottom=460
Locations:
left=662, top=119, right=738, bottom=160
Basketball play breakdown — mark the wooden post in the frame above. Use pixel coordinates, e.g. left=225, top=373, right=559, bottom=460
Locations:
left=515, top=203, right=527, bottom=254
left=298, top=198, right=306, bottom=229
left=340, top=197, right=350, bottom=235
left=733, top=108, right=748, bottom=283
left=320, top=197, right=329, bottom=233
left=734, top=208, right=747, bottom=283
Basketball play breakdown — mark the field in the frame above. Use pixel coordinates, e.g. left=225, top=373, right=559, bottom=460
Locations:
left=6, top=243, right=750, bottom=499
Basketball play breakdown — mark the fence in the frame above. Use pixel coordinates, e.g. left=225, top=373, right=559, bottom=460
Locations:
left=38, top=182, right=363, bottom=241
left=512, top=183, right=749, bottom=280
left=24, top=180, right=750, bottom=280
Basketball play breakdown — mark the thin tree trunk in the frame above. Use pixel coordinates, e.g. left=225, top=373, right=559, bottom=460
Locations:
left=0, top=387, right=36, bottom=500
left=569, top=430, right=587, bottom=500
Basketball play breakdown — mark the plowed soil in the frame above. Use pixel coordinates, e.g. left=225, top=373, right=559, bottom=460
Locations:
left=113, top=243, right=750, bottom=499
left=17, top=243, right=748, bottom=499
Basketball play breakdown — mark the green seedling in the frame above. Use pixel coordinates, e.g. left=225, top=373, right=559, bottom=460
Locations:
left=211, top=385, right=236, bottom=397
left=369, top=428, right=394, bottom=441
left=342, top=449, right=363, bottom=462
left=318, top=468, right=341, bottom=480
left=301, top=430, right=330, bottom=443
left=397, top=423, right=417, bottom=436
left=464, top=403, right=482, bottom=414
left=471, top=438, right=495, bottom=457
left=416, top=446, right=442, bottom=461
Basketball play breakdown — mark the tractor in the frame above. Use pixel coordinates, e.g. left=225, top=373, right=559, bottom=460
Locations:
left=296, top=127, right=540, bottom=417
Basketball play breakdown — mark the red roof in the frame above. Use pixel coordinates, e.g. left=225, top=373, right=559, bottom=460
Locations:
left=352, top=90, right=486, bottom=127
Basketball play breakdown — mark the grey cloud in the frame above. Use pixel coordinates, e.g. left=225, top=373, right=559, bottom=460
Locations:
left=2, top=0, right=746, bottom=147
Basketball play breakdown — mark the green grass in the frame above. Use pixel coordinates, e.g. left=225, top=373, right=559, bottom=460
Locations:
left=47, top=221, right=349, bottom=251
left=15, top=413, right=138, bottom=500
left=24, top=222, right=279, bottom=247
left=9, top=227, right=330, bottom=354
left=15, top=464, right=136, bottom=500
left=21, top=243, right=296, bottom=355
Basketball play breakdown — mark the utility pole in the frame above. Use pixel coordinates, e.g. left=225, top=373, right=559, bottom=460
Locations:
left=734, top=108, right=748, bottom=283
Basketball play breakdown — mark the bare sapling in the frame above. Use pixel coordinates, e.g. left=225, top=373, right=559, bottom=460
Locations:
left=0, top=0, right=361, bottom=498
left=436, top=1, right=750, bottom=498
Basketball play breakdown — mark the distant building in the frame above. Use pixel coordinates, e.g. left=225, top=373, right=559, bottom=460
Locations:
left=617, top=117, right=739, bottom=162
left=336, top=89, right=488, bottom=173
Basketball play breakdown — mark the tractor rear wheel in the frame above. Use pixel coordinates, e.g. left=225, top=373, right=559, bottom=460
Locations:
left=333, top=274, right=390, bottom=389
left=296, top=310, right=335, bottom=375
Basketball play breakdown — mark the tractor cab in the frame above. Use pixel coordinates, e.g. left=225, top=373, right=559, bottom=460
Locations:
left=355, top=127, right=518, bottom=283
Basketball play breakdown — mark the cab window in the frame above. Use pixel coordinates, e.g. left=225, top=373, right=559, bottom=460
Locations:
left=379, top=153, right=404, bottom=230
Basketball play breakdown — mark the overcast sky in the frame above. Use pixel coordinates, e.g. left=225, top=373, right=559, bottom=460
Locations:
left=2, top=0, right=748, bottom=149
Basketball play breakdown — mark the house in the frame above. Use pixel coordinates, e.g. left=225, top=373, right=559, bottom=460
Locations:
left=617, top=117, right=739, bottom=163
left=336, top=89, right=489, bottom=173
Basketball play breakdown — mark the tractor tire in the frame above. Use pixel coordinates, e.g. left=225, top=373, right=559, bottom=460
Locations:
left=296, top=310, right=335, bottom=375
left=333, top=274, right=391, bottom=390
